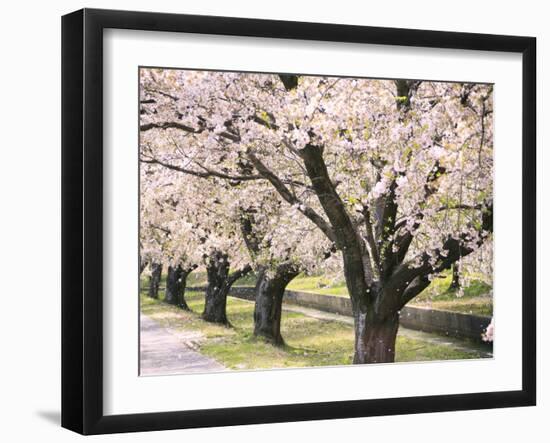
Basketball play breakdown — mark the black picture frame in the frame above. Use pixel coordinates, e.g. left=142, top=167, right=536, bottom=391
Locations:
left=61, top=8, right=536, bottom=435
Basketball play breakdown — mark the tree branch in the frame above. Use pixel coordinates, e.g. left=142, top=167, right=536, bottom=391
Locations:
left=246, top=151, right=337, bottom=243
left=298, top=143, right=374, bottom=305
left=279, top=74, right=299, bottom=91
left=140, top=156, right=263, bottom=181
left=392, top=160, right=448, bottom=265
left=239, top=211, right=262, bottom=257
left=375, top=181, right=399, bottom=280
left=227, top=264, right=253, bottom=286
left=140, top=121, right=199, bottom=133
left=360, top=206, right=381, bottom=275
left=400, top=275, right=431, bottom=305
left=140, top=121, right=241, bottom=143
left=394, top=202, right=492, bottom=308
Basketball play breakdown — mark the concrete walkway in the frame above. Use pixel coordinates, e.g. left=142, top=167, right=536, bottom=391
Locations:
left=140, top=314, right=225, bottom=376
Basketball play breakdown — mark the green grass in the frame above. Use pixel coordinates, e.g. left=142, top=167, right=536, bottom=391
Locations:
left=258, top=271, right=492, bottom=316
left=284, top=272, right=493, bottom=316
left=282, top=272, right=492, bottom=317
left=141, top=289, right=488, bottom=371
left=410, top=273, right=492, bottom=316
left=145, top=268, right=492, bottom=317
left=286, top=275, right=349, bottom=296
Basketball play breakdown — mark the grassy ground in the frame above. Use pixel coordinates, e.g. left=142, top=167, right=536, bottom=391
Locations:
left=183, top=269, right=493, bottom=317
left=410, top=273, right=492, bottom=316
left=141, top=289, right=488, bottom=371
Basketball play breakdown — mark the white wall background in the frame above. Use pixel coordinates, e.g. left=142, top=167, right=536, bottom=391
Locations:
left=0, top=1, right=545, bottom=441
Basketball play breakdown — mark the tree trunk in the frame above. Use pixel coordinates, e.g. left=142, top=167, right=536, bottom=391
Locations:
left=164, top=266, right=178, bottom=304
left=177, top=268, right=192, bottom=311
left=148, top=262, right=162, bottom=299
left=253, top=265, right=299, bottom=345
left=202, top=251, right=252, bottom=324
left=449, top=263, right=460, bottom=290
left=202, top=251, right=231, bottom=324
left=352, top=309, right=400, bottom=364
left=165, top=265, right=192, bottom=310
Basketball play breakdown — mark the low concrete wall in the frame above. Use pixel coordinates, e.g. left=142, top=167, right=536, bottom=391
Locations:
left=189, top=286, right=491, bottom=343
left=398, top=305, right=490, bottom=342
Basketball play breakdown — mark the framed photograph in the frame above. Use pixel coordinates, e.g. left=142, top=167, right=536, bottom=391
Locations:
left=61, top=8, right=536, bottom=435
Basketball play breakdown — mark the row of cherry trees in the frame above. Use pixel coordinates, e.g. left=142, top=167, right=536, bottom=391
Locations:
left=139, top=68, right=494, bottom=363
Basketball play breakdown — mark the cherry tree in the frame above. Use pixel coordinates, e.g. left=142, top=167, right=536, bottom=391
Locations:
left=142, top=147, right=334, bottom=340
left=141, top=155, right=254, bottom=324
left=141, top=71, right=335, bottom=341
left=140, top=68, right=493, bottom=363
left=237, top=182, right=337, bottom=344
left=140, top=164, right=204, bottom=307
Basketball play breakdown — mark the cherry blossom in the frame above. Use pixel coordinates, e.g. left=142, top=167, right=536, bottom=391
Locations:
left=139, top=69, right=493, bottom=362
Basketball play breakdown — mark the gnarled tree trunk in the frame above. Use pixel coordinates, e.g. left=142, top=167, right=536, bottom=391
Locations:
left=165, top=264, right=194, bottom=310
left=253, top=264, right=300, bottom=345
left=202, top=250, right=252, bottom=325
left=202, top=252, right=231, bottom=324
left=353, top=309, right=399, bottom=364
left=148, top=262, right=162, bottom=299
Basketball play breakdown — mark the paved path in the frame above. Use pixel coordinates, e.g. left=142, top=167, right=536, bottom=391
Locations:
left=140, top=314, right=225, bottom=376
